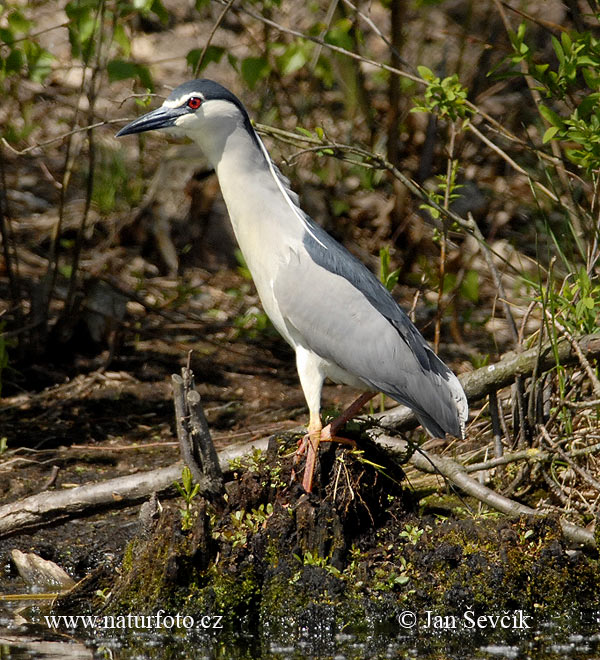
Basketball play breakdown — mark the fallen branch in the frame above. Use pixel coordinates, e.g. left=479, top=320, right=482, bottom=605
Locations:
left=0, top=439, right=269, bottom=538
left=376, top=433, right=595, bottom=550
left=465, top=442, right=600, bottom=473
left=377, top=332, right=600, bottom=429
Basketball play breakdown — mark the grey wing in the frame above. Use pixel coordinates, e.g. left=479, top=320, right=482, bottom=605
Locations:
left=274, top=248, right=466, bottom=438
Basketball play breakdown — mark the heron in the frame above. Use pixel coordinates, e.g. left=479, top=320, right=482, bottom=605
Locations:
left=117, top=79, right=468, bottom=492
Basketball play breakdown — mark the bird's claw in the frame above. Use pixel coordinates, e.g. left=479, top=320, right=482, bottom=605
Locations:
left=290, top=433, right=310, bottom=484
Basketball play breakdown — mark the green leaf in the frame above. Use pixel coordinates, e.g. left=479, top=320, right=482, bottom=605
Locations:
left=107, top=58, right=138, bottom=81
left=460, top=270, right=479, bottom=303
left=227, top=52, right=238, bottom=71
left=552, top=35, right=565, bottom=65
left=538, top=104, right=563, bottom=128
left=136, top=64, right=153, bottom=91
left=7, top=10, right=32, bottom=34
left=277, top=43, right=309, bottom=76
left=107, top=59, right=153, bottom=90
left=582, top=68, right=600, bottom=90
left=295, top=126, right=314, bottom=138
left=5, top=48, right=23, bottom=75
left=0, top=28, right=15, bottom=46
left=186, top=45, right=225, bottom=74
left=195, top=0, right=211, bottom=8
left=324, top=18, right=353, bottom=51
left=65, top=2, right=98, bottom=59
left=417, top=65, right=434, bottom=81
left=577, top=55, right=597, bottom=67
left=27, top=48, right=54, bottom=83
left=182, top=466, right=192, bottom=493
left=150, top=0, right=169, bottom=25
left=113, top=23, right=131, bottom=57
left=542, top=126, right=559, bottom=143
left=240, top=56, right=269, bottom=89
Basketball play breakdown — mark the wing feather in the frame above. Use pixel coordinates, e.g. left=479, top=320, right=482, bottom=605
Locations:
left=274, top=247, right=466, bottom=438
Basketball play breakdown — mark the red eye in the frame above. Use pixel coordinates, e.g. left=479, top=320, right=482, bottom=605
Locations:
left=187, top=96, right=202, bottom=110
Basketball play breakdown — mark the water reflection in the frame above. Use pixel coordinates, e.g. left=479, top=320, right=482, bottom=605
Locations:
left=2, top=606, right=600, bottom=659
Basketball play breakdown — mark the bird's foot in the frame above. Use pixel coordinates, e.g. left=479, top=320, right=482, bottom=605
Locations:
left=290, top=425, right=357, bottom=491
left=319, top=423, right=357, bottom=448
left=290, top=428, right=321, bottom=493
left=290, top=433, right=309, bottom=485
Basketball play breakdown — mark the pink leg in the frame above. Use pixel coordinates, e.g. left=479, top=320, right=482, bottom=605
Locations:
left=301, top=413, right=322, bottom=493
left=321, top=391, right=377, bottom=441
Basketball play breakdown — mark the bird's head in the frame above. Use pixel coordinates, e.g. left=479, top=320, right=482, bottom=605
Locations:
left=116, top=79, right=256, bottom=161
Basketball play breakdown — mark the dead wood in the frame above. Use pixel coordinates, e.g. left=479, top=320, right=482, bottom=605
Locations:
left=0, top=439, right=268, bottom=538
left=377, top=332, right=600, bottom=429
left=172, top=368, right=224, bottom=498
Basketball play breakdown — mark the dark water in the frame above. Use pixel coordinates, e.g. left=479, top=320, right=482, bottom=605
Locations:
left=2, top=604, right=600, bottom=659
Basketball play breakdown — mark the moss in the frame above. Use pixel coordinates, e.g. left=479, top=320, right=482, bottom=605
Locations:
left=195, top=564, right=260, bottom=617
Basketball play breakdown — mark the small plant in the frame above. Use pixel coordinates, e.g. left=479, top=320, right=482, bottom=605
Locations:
left=379, top=245, right=401, bottom=293
left=507, top=23, right=600, bottom=174
left=174, top=466, right=200, bottom=531
left=420, top=160, right=463, bottom=226
left=234, top=249, right=253, bottom=281
left=399, top=524, right=424, bottom=545
left=229, top=448, right=286, bottom=489
left=412, top=66, right=473, bottom=122
left=213, top=503, right=274, bottom=549
left=233, top=306, right=274, bottom=340
left=91, top=144, right=142, bottom=214
left=95, top=587, right=111, bottom=602
left=545, top=268, right=600, bottom=336
left=373, top=557, right=411, bottom=591
left=293, top=550, right=342, bottom=577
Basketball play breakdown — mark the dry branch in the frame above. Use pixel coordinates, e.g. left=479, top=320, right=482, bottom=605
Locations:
left=2, top=429, right=596, bottom=549
left=0, top=439, right=268, bottom=538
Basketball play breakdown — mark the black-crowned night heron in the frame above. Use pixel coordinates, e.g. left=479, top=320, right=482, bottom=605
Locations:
left=117, top=80, right=468, bottom=492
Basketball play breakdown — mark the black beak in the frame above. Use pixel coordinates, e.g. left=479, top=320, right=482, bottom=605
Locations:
left=116, top=105, right=186, bottom=137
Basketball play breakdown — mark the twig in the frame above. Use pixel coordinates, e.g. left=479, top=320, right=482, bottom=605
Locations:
left=551, top=316, right=600, bottom=399
left=492, top=0, right=584, bottom=239
left=341, top=0, right=414, bottom=73
left=232, top=0, right=580, bottom=180
left=465, top=442, right=600, bottom=474
left=540, top=424, right=600, bottom=493
left=0, top=438, right=266, bottom=538
left=468, top=123, right=559, bottom=203
left=489, top=390, right=504, bottom=459
left=1, top=119, right=126, bottom=156
left=563, top=399, right=600, bottom=409
left=193, top=0, right=236, bottom=77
